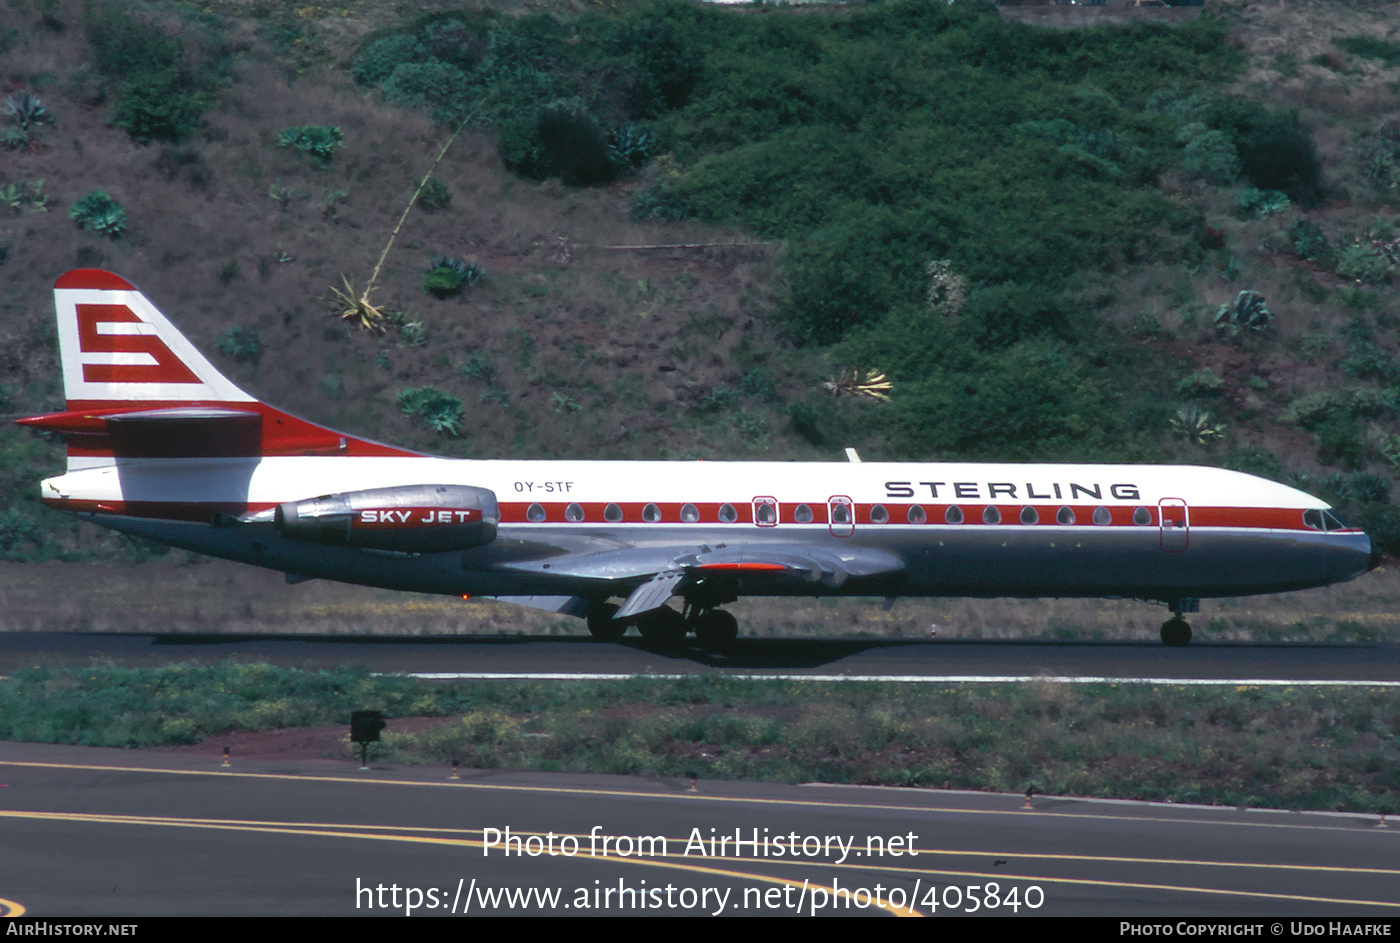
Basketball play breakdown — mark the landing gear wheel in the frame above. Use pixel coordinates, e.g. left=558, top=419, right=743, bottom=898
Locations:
left=637, top=607, right=687, bottom=649
left=694, top=609, right=739, bottom=652
left=587, top=603, right=626, bottom=642
left=1161, top=617, right=1192, bottom=647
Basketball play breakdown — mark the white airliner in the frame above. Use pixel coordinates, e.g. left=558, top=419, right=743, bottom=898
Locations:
left=17, top=270, right=1375, bottom=648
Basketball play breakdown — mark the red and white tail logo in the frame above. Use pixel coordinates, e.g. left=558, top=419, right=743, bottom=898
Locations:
left=55, top=269, right=253, bottom=407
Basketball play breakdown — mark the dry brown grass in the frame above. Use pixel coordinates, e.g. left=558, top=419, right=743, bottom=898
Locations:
left=1, top=558, right=1394, bottom=642
left=0, top=0, right=807, bottom=466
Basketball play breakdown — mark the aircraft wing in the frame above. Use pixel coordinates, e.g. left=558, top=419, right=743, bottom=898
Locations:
left=498, top=543, right=905, bottom=619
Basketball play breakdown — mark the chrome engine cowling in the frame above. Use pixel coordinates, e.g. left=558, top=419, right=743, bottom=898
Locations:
left=275, top=484, right=498, bottom=552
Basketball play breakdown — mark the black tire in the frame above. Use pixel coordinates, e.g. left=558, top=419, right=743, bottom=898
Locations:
left=587, top=603, right=626, bottom=642
left=637, top=607, right=687, bottom=649
left=1160, top=617, right=1192, bottom=647
left=694, top=609, right=739, bottom=652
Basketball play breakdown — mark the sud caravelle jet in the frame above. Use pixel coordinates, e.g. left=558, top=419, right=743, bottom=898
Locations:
left=16, top=270, right=1377, bottom=648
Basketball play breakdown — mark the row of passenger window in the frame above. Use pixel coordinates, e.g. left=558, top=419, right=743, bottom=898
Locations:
left=522, top=502, right=1157, bottom=525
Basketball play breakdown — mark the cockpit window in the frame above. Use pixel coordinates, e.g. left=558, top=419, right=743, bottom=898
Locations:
left=1322, top=509, right=1349, bottom=531
left=1303, top=509, right=1324, bottom=531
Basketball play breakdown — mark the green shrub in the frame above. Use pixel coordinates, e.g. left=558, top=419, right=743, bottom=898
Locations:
left=87, top=4, right=220, bottom=143
left=1176, top=368, right=1225, bottom=398
left=380, top=60, right=473, bottom=122
left=351, top=34, right=422, bottom=86
left=417, top=178, right=451, bottom=212
left=277, top=125, right=343, bottom=166
left=215, top=326, right=262, bottom=364
left=1239, top=117, right=1322, bottom=204
left=499, top=101, right=617, bottom=186
left=1288, top=219, right=1331, bottom=262
left=1337, top=35, right=1400, bottom=67
left=1336, top=243, right=1392, bottom=285
left=1, top=127, right=28, bottom=150
left=1357, top=119, right=1400, bottom=193
left=1179, top=124, right=1239, bottom=185
left=68, top=190, right=128, bottom=239
left=398, top=386, right=464, bottom=435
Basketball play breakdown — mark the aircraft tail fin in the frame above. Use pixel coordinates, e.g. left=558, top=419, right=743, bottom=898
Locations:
left=16, top=269, right=417, bottom=468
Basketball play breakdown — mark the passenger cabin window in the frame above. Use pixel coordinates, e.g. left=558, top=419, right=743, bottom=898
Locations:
left=1020, top=506, right=1039, bottom=525
left=831, top=503, right=852, bottom=525
left=1133, top=507, right=1152, bottom=526
left=718, top=503, right=738, bottom=523
left=870, top=504, right=889, bottom=524
left=604, top=503, right=623, bottom=523
left=754, top=499, right=777, bottom=525
left=565, top=503, right=584, bottom=522
left=1093, top=506, right=1112, bottom=525
left=681, top=503, right=700, bottom=523
left=907, top=505, right=927, bottom=524
left=643, top=503, right=661, bottom=523
left=527, top=503, right=546, bottom=522
left=944, top=506, right=963, bottom=524
left=982, top=506, right=1002, bottom=525
left=795, top=504, right=814, bottom=524
left=1056, top=506, right=1075, bottom=525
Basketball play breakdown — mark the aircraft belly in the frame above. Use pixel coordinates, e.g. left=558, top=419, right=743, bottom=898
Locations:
left=83, top=514, right=1371, bottom=604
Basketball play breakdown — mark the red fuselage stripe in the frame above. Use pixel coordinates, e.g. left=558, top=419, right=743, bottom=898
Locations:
left=41, top=497, right=1352, bottom=534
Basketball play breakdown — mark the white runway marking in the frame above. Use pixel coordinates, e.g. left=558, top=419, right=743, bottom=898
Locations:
left=403, top=672, right=1400, bottom=686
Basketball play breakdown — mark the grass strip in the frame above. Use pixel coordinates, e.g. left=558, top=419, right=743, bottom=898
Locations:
left=0, top=663, right=1395, bottom=813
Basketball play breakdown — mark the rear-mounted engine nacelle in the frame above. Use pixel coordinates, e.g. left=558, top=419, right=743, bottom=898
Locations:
left=275, top=484, right=498, bottom=552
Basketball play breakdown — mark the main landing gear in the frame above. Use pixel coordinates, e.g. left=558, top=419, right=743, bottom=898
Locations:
left=586, top=603, right=739, bottom=653
left=1160, top=598, right=1199, bottom=647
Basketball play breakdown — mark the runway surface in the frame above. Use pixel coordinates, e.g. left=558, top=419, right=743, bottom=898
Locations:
left=1, top=632, right=1398, bottom=682
left=1, top=742, right=1396, bottom=917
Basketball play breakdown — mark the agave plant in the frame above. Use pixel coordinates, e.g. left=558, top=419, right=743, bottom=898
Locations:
left=4, top=94, right=53, bottom=131
left=1213, top=290, right=1272, bottom=338
left=1169, top=405, right=1227, bottom=446
left=277, top=125, right=344, bottom=166
left=609, top=122, right=653, bottom=171
left=422, top=255, right=482, bottom=298
left=821, top=369, right=893, bottom=402
left=68, top=191, right=128, bottom=239
left=398, top=386, right=464, bottom=435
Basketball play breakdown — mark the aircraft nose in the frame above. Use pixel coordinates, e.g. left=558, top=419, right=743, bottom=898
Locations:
left=1369, top=533, right=1384, bottom=571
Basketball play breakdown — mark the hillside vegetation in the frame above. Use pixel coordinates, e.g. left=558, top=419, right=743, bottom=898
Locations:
left=3, top=0, right=1400, bottom=564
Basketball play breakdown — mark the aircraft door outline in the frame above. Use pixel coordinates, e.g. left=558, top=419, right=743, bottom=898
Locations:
left=828, top=495, right=854, bottom=538
left=1160, top=498, right=1189, bottom=552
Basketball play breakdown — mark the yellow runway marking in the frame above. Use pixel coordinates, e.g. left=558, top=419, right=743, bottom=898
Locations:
left=0, top=758, right=1388, bottom=836
left=0, top=810, right=915, bottom=916
left=2, top=810, right=1395, bottom=911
